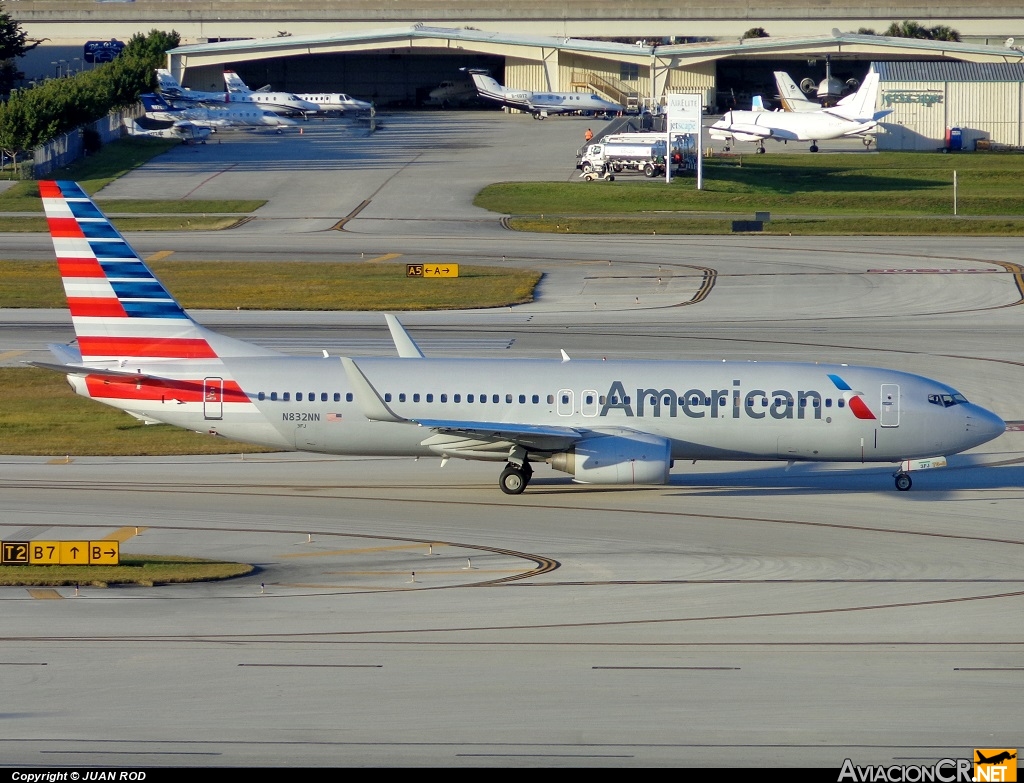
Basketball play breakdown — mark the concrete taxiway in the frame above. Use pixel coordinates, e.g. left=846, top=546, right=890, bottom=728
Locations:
left=1, top=111, right=1022, bottom=768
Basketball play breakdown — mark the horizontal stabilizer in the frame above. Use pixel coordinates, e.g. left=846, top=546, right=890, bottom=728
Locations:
left=27, top=360, right=170, bottom=381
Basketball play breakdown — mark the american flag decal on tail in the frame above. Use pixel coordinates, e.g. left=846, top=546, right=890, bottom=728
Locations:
left=40, top=180, right=216, bottom=362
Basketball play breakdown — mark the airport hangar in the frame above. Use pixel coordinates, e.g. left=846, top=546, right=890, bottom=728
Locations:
left=160, top=27, right=1024, bottom=151
left=12, top=1, right=1024, bottom=150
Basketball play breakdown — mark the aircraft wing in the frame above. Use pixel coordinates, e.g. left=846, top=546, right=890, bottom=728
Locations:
left=413, top=418, right=582, bottom=451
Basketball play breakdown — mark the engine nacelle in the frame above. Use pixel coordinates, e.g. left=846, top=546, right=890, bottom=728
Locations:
left=548, top=432, right=672, bottom=485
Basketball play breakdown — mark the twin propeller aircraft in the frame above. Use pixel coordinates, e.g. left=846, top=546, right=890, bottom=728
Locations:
left=36, top=182, right=1005, bottom=493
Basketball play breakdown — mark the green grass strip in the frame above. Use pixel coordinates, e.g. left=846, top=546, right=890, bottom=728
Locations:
left=509, top=216, right=1024, bottom=236
left=476, top=152, right=1024, bottom=223
left=0, top=556, right=254, bottom=587
left=0, top=260, right=541, bottom=310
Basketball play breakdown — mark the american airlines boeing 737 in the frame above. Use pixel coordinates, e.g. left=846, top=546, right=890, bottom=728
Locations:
left=35, top=181, right=1005, bottom=494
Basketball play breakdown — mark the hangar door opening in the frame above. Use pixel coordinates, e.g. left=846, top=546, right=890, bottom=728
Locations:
left=224, top=53, right=504, bottom=109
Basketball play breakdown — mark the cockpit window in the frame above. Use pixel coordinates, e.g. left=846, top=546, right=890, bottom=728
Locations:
left=928, top=393, right=968, bottom=407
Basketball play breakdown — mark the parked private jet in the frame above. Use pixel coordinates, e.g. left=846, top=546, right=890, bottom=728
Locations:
left=295, top=92, right=372, bottom=114
left=222, top=71, right=320, bottom=115
left=35, top=182, right=1005, bottom=494
left=465, top=69, right=623, bottom=118
left=141, top=93, right=298, bottom=131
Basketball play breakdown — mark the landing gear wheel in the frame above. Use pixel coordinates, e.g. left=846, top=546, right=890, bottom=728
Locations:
left=809, top=144, right=819, bottom=153
left=499, top=465, right=528, bottom=495
left=757, top=146, right=766, bottom=154
left=894, top=473, right=912, bottom=492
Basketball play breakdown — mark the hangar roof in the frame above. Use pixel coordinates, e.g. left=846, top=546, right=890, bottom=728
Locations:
left=654, top=31, right=1024, bottom=65
left=874, top=60, right=1024, bottom=80
left=167, top=25, right=1024, bottom=79
left=169, top=23, right=656, bottom=66
left=170, top=25, right=1024, bottom=64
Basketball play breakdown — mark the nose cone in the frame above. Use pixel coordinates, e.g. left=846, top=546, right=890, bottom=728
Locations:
left=965, top=405, right=1006, bottom=448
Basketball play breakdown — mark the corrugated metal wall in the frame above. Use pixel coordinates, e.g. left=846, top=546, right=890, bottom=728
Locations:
left=665, top=61, right=716, bottom=111
left=876, top=62, right=1024, bottom=151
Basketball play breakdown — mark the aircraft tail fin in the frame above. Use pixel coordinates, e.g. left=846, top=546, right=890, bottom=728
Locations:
left=773, top=71, right=820, bottom=112
left=464, top=68, right=507, bottom=101
left=141, top=92, right=176, bottom=113
left=751, top=95, right=767, bottom=112
left=154, top=68, right=181, bottom=93
left=40, top=181, right=274, bottom=364
left=223, top=71, right=251, bottom=94
left=828, top=71, right=880, bottom=122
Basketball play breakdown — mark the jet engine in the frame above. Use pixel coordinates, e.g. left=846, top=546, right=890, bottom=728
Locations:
left=548, top=431, right=672, bottom=485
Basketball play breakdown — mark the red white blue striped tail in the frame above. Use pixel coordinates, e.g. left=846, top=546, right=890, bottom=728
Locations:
left=41, top=180, right=218, bottom=363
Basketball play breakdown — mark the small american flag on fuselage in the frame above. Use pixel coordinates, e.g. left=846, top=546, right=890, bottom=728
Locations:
left=326, top=413, right=343, bottom=422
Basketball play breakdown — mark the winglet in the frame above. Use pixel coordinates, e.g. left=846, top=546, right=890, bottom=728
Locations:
left=385, top=314, right=425, bottom=358
left=340, top=357, right=406, bottom=423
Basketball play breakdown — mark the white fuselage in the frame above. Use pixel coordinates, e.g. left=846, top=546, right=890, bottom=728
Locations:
left=145, top=105, right=297, bottom=129
left=72, top=355, right=1005, bottom=465
left=296, top=93, right=371, bottom=113
left=710, top=109, right=877, bottom=143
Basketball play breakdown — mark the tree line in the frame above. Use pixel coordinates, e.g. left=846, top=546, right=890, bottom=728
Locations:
left=0, top=27, right=179, bottom=172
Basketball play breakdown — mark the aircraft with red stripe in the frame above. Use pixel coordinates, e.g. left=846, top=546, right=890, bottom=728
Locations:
left=33, top=181, right=1006, bottom=493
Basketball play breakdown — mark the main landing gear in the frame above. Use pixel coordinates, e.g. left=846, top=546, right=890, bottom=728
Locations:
left=894, top=471, right=912, bottom=492
left=809, top=142, right=820, bottom=153
left=499, top=460, right=533, bottom=495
